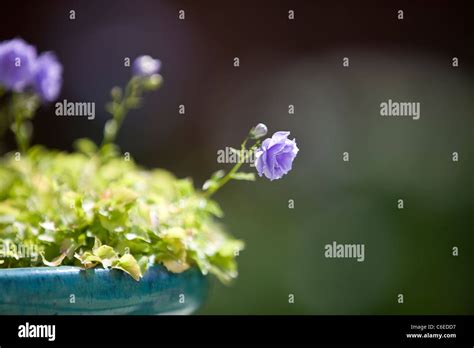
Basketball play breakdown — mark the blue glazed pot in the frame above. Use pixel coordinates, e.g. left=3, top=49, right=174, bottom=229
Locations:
left=0, top=265, right=208, bottom=315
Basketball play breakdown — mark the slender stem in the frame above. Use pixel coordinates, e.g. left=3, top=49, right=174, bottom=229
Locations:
left=14, top=117, right=27, bottom=153
left=102, top=111, right=124, bottom=146
left=204, top=140, right=260, bottom=198
left=10, top=94, right=38, bottom=154
left=205, top=159, right=243, bottom=198
left=101, top=79, right=142, bottom=147
left=101, top=75, right=161, bottom=148
left=101, top=97, right=126, bottom=147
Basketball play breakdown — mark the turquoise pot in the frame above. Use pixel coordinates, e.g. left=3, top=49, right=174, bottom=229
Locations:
left=0, top=265, right=208, bottom=315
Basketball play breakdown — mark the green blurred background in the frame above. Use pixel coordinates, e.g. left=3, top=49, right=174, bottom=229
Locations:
left=0, top=0, right=472, bottom=314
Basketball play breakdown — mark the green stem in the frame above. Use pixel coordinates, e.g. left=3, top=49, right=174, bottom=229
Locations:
left=10, top=94, right=39, bottom=154
left=101, top=79, right=143, bottom=147
left=101, top=74, right=161, bottom=148
left=101, top=101, right=127, bottom=147
left=204, top=140, right=260, bottom=198
left=102, top=112, right=124, bottom=146
left=14, top=117, right=27, bottom=153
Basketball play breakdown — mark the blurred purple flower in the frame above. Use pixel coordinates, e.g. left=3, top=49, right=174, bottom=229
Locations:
left=132, top=55, right=161, bottom=76
left=0, top=38, right=37, bottom=91
left=255, top=131, right=299, bottom=181
left=33, top=52, right=63, bottom=101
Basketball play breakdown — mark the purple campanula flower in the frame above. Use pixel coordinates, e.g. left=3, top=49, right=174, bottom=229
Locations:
left=255, top=131, right=299, bottom=181
left=33, top=52, right=63, bottom=102
left=132, top=55, right=161, bottom=76
left=0, top=38, right=37, bottom=91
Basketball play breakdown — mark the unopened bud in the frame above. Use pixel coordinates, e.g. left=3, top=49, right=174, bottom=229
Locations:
left=250, top=123, right=268, bottom=139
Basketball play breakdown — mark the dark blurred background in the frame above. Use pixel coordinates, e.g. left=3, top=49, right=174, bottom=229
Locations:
left=0, top=0, right=472, bottom=314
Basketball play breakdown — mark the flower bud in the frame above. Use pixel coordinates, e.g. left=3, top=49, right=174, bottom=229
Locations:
left=142, top=74, right=162, bottom=90
left=110, top=86, right=122, bottom=100
left=250, top=123, right=268, bottom=139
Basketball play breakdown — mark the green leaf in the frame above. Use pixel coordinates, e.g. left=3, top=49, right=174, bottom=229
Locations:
left=93, top=237, right=102, bottom=250
left=231, top=172, right=256, bottom=181
left=74, top=252, right=102, bottom=269
left=73, top=138, right=98, bottom=155
left=163, top=259, right=190, bottom=273
left=137, top=255, right=150, bottom=275
left=110, top=86, right=122, bottom=101
left=202, top=170, right=225, bottom=190
left=228, top=147, right=241, bottom=155
left=93, top=245, right=118, bottom=268
left=204, top=200, right=224, bottom=218
left=39, top=221, right=56, bottom=231
left=113, top=254, right=142, bottom=281
left=111, top=187, right=139, bottom=205
left=175, top=178, right=195, bottom=196
left=60, top=239, right=80, bottom=259
left=41, top=252, right=67, bottom=267
left=211, top=170, right=225, bottom=180
left=0, top=202, right=19, bottom=223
